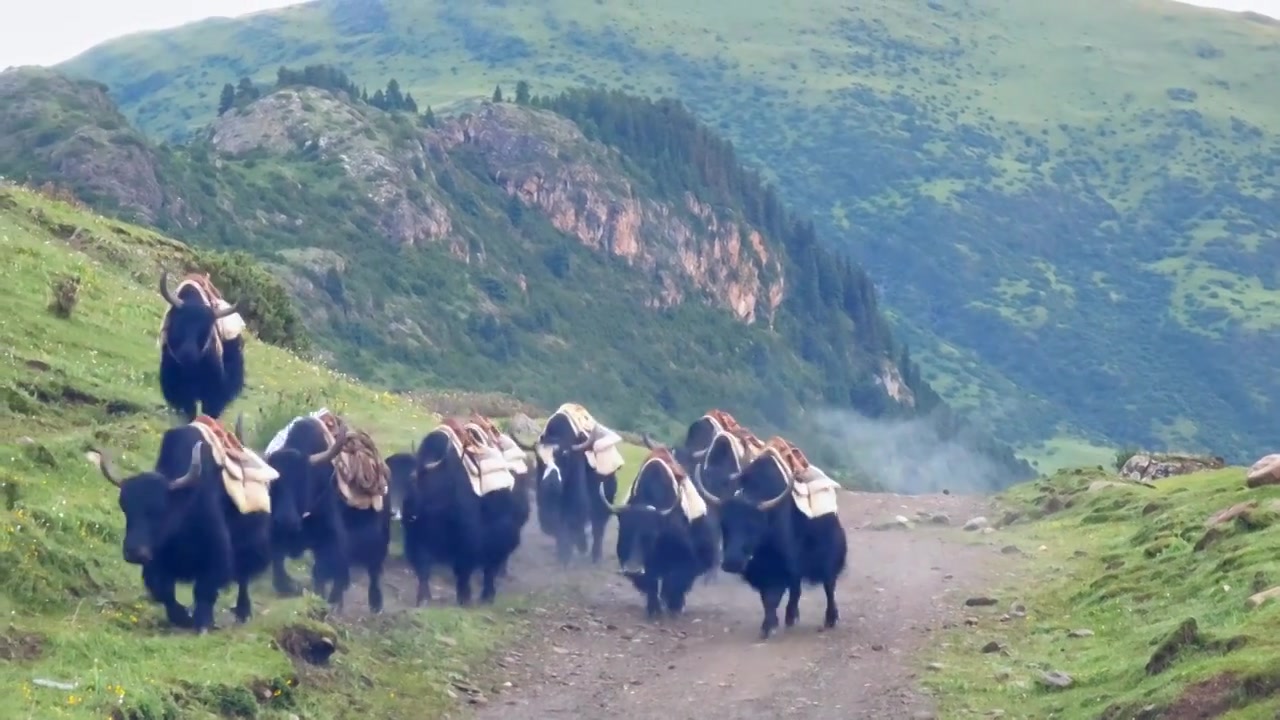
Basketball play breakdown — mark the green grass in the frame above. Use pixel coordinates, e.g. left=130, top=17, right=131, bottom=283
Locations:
left=54, top=0, right=1280, bottom=463
left=924, top=465, right=1280, bottom=718
left=0, top=182, right=648, bottom=719
left=1018, top=435, right=1117, bottom=476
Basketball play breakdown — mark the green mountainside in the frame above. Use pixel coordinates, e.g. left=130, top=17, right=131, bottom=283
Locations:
left=0, top=65, right=1031, bottom=485
left=54, top=0, right=1280, bottom=468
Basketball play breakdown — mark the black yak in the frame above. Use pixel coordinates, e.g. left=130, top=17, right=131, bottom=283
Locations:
left=93, top=423, right=273, bottom=633
left=599, top=435, right=718, bottom=619
left=690, top=437, right=848, bottom=640
left=401, top=417, right=529, bottom=606
left=157, top=272, right=245, bottom=422
left=519, top=403, right=624, bottom=566
left=251, top=415, right=390, bottom=614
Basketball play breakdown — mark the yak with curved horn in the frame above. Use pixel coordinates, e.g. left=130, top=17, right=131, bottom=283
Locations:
left=244, top=414, right=388, bottom=614
left=157, top=271, right=246, bottom=422
left=518, top=405, right=625, bottom=566
left=690, top=441, right=848, bottom=640
left=599, top=433, right=718, bottom=619
left=94, top=424, right=273, bottom=634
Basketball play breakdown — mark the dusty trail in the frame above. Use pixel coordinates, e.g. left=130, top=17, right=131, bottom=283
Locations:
left=428, top=490, right=1011, bottom=719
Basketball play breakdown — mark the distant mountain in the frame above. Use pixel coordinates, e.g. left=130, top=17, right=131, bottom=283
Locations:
left=0, top=66, right=1034, bottom=486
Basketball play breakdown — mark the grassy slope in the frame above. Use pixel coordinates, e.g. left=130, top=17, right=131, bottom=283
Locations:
left=0, top=182, right=646, bottom=719
left=926, top=466, right=1280, bottom=718
left=58, top=0, right=1280, bottom=464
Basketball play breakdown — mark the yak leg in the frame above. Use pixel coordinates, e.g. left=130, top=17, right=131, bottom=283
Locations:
left=589, top=518, right=608, bottom=564
left=479, top=563, right=500, bottom=604
left=822, top=578, right=839, bottom=629
left=233, top=577, right=253, bottom=624
left=191, top=576, right=221, bottom=635
left=143, top=566, right=192, bottom=629
left=661, top=569, right=696, bottom=617
left=407, top=540, right=434, bottom=606
left=554, top=527, right=576, bottom=567
left=314, top=542, right=350, bottom=613
left=272, top=551, right=303, bottom=596
left=632, top=573, right=662, bottom=619
left=453, top=561, right=474, bottom=607
left=784, top=580, right=803, bottom=628
left=758, top=585, right=786, bottom=640
left=367, top=563, right=384, bottom=614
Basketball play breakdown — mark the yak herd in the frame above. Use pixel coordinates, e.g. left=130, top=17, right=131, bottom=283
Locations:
left=87, top=272, right=850, bottom=641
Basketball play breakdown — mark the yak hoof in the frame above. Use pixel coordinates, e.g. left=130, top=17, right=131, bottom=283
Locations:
left=824, top=608, right=839, bottom=629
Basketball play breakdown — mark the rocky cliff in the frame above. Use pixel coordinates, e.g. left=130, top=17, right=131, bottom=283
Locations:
left=0, top=66, right=1034, bottom=486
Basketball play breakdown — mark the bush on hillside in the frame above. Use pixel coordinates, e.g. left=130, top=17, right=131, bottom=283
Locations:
left=186, top=249, right=310, bottom=353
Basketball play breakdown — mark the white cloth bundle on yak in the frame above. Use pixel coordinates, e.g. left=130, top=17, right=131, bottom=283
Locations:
left=156, top=273, right=246, bottom=352
left=261, top=408, right=389, bottom=510
left=189, top=415, right=279, bottom=514
left=463, top=414, right=529, bottom=476
left=702, top=426, right=768, bottom=472
left=757, top=437, right=841, bottom=519
left=625, top=447, right=707, bottom=520
left=435, top=418, right=516, bottom=496
left=536, top=403, right=625, bottom=476
left=264, top=407, right=333, bottom=457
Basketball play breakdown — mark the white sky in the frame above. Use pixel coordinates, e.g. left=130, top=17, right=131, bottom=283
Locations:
left=1, top=0, right=1278, bottom=70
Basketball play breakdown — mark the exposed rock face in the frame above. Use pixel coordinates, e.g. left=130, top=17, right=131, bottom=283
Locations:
left=878, top=359, right=916, bottom=408
left=1121, top=452, right=1225, bottom=482
left=208, top=87, right=452, bottom=246
left=431, top=103, right=785, bottom=324
left=0, top=68, right=175, bottom=225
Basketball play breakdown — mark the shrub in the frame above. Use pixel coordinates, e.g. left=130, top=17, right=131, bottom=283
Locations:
left=46, top=273, right=81, bottom=318
left=187, top=249, right=311, bottom=353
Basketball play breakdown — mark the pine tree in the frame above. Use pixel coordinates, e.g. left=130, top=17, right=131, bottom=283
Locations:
left=492, top=85, right=503, bottom=103
left=514, top=80, right=530, bottom=104
left=403, top=92, right=418, bottom=113
left=422, top=106, right=437, bottom=127
left=217, top=83, right=235, bottom=116
left=385, top=79, right=403, bottom=110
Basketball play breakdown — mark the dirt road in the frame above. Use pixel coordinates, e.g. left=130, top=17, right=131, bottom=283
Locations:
left=435, top=490, right=1005, bottom=719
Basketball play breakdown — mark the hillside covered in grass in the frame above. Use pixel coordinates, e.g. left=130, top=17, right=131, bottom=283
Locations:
left=927, top=464, right=1280, bottom=718
left=0, top=181, right=659, bottom=719
left=53, top=0, right=1280, bottom=468
left=0, top=64, right=1033, bottom=485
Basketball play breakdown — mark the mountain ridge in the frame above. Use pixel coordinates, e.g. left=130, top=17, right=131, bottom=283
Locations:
left=0, top=64, right=1032, bottom=486
left=52, top=0, right=1280, bottom=469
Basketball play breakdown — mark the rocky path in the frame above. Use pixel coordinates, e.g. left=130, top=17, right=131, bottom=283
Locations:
left=438, top=490, right=1008, bottom=719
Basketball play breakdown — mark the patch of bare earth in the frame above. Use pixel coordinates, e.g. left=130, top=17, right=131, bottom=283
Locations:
left=438, top=490, right=1009, bottom=719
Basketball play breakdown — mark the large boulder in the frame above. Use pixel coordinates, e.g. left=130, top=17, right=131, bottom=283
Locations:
left=1246, top=454, right=1280, bottom=488
left=1121, top=452, right=1224, bottom=482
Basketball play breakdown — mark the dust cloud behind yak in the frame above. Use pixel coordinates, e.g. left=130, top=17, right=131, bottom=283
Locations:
left=801, top=408, right=1016, bottom=495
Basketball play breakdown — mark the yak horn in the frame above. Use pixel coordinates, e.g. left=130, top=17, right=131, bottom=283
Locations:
left=169, top=442, right=204, bottom=490
left=691, top=447, right=709, bottom=460
left=642, top=432, right=657, bottom=450
left=597, top=481, right=628, bottom=514
left=234, top=413, right=246, bottom=444
left=93, top=447, right=123, bottom=488
left=309, top=425, right=351, bottom=466
left=690, top=464, right=722, bottom=508
left=570, top=436, right=593, bottom=452
left=213, top=303, right=240, bottom=319
left=756, top=471, right=795, bottom=511
left=421, top=457, right=444, bottom=471
left=158, top=271, right=184, bottom=308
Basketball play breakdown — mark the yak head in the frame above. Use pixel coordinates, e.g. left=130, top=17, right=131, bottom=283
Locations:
left=259, top=420, right=352, bottom=534
left=159, top=271, right=240, bottom=367
left=384, top=449, right=417, bottom=521
left=93, top=442, right=205, bottom=566
left=689, top=432, right=743, bottom=499
left=531, top=425, right=604, bottom=495
left=601, top=434, right=682, bottom=575
left=690, top=454, right=793, bottom=574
